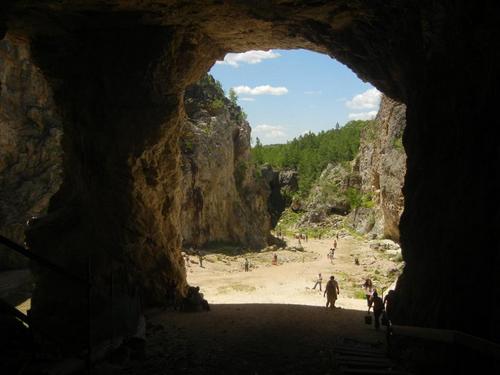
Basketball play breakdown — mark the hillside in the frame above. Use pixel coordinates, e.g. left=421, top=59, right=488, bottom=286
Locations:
left=254, top=95, right=406, bottom=241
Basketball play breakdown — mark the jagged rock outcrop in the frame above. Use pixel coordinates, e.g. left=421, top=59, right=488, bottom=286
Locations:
left=260, top=165, right=298, bottom=227
left=349, top=95, right=406, bottom=240
left=179, top=76, right=271, bottom=249
left=299, top=163, right=356, bottom=227
left=1, top=1, right=498, bottom=350
left=0, top=34, right=62, bottom=269
left=299, top=95, right=406, bottom=239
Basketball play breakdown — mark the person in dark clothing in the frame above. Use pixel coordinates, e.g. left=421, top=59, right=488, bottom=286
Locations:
left=383, top=290, right=396, bottom=321
left=370, top=290, right=385, bottom=330
left=244, top=258, right=249, bottom=272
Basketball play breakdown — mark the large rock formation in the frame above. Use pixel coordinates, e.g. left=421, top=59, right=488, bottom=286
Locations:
left=350, top=95, right=406, bottom=240
left=298, top=95, right=406, bottom=240
left=260, top=165, right=298, bottom=227
left=0, top=34, right=62, bottom=270
left=179, top=76, right=270, bottom=249
left=1, top=1, right=498, bottom=351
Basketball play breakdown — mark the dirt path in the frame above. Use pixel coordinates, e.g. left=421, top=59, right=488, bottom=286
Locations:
left=187, top=236, right=400, bottom=310
left=103, top=236, right=400, bottom=374
left=111, top=304, right=385, bottom=375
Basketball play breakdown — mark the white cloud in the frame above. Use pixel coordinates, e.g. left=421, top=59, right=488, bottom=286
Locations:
left=233, top=85, right=288, bottom=96
left=253, top=124, right=287, bottom=143
left=216, top=50, right=280, bottom=67
left=239, top=97, right=255, bottom=102
left=348, top=111, right=378, bottom=120
left=304, top=90, right=322, bottom=95
left=345, top=88, right=381, bottom=110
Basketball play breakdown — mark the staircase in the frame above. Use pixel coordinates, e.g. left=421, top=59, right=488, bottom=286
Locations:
left=331, top=337, right=411, bottom=374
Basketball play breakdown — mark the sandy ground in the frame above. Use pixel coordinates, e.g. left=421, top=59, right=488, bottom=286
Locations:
left=2, top=236, right=401, bottom=374
left=106, top=236, right=399, bottom=374
left=187, top=236, right=400, bottom=311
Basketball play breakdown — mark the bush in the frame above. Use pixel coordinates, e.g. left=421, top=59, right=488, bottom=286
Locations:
left=209, top=98, right=224, bottom=114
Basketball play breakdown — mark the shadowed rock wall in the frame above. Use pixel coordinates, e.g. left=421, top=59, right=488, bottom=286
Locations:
left=0, top=34, right=62, bottom=270
left=1, top=1, right=498, bottom=350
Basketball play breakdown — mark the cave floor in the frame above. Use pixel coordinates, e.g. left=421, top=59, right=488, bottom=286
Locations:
left=92, top=236, right=397, bottom=374
left=99, top=304, right=386, bottom=375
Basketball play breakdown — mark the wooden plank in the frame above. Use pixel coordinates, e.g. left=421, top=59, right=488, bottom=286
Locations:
left=339, top=367, right=409, bottom=375
left=335, top=355, right=392, bottom=364
left=334, top=349, right=387, bottom=357
left=336, top=361, right=395, bottom=369
left=334, top=345, right=385, bottom=353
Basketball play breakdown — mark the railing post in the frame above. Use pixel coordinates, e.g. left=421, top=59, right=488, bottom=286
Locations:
left=87, top=256, right=92, bottom=374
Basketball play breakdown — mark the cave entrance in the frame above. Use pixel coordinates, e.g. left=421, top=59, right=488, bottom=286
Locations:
left=2, top=2, right=498, bottom=362
left=183, top=49, right=405, bottom=312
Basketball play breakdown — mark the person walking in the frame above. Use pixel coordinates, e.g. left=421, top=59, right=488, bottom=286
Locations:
left=197, top=250, right=203, bottom=268
left=244, top=258, right=249, bottom=272
left=312, top=273, right=323, bottom=291
left=370, top=290, right=385, bottom=330
left=324, top=276, right=340, bottom=309
left=363, top=279, right=374, bottom=312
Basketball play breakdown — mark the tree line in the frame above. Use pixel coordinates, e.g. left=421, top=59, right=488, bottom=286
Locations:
left=251, top=120, right=372, bottom=192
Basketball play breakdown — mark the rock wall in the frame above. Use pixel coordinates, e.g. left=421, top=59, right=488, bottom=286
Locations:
left=260, top=165, right=298, bottom=227
left=179, top=76, right=271, bottom=249
left=298, top=95, right=405, bottom=240
left=0, top=33, right=62, bottom=270
left=351, top=95, right=406, bottom=241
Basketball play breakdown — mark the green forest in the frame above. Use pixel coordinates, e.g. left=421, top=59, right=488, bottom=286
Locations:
left=251, top=120, right=372, bottom=192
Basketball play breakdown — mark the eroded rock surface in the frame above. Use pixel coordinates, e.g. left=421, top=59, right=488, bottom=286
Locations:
left=179, top=75, right=270, bottom=249
left=351, top=95, right=406, bottom=240
left=0, top=33, right=62, bottom=269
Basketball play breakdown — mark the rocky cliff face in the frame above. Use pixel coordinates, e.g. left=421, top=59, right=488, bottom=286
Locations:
left=297, top=95, right=406, bottom=240
left=260, top=165, right=298, bottom=227
left=179, top=76, right=271, bottom=249
left=0, top=33, right=62, bottom=269
left=350, top=95, right=406, bottom=241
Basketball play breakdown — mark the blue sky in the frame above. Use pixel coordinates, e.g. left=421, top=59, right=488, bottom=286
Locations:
left=209, top=49, right=381, bottom=145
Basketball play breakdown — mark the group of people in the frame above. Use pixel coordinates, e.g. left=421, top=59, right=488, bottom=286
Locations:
left=327, top=238, right=338, bottom=263
left=183, top=248, right=204, bottom=268
left=363, top=278, right=394, bottom=330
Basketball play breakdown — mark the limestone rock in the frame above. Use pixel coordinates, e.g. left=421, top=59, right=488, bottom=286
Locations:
left=0, top=34, right=62, bottom=269
left=179, top=75, right=271, bottom=249
left=355, top=95, right=406, bottom=241
left=260, top=165, right=298, bottom=227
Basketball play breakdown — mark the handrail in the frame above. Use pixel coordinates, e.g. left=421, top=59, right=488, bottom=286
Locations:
left=390, top=324, right=500, bottom=360
left=0, top=298, right=30, bottom=325
left=0, top=234, right=89, bottom=286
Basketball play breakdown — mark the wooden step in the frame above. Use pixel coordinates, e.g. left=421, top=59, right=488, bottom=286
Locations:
left=339, top=367, right=410, bottom=375
left=334, top=348, right=387, bottom=357
left=335, top=355, right=392, bottom=364
left=336, top=361, right=396, bottom=369
left=333, top=344, right=385, bottom=353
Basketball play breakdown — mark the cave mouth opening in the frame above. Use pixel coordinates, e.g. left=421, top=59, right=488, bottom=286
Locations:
left=2, top=2, right=498, bottom=363
left=181, top=48, right=405, bottom=312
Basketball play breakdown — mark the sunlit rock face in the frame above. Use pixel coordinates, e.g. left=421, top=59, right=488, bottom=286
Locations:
left=179, top=76, right=271, bottom=249
left=354, top=95, right=406, bottom=241
left=1, top=1, right=498, bottom=349
left=0, top=33, right=62, bottom=270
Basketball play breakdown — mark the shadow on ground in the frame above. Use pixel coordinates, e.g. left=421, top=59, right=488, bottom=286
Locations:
left=101, top=304, right=386, bottom=375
